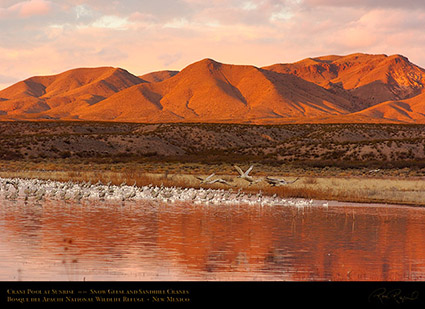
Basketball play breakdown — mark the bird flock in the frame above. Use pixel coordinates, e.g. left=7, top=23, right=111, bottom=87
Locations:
left=197, top=164, right=300, bottom=187
left=0, top=178, right=313, bottom=208
left=0, top=165, right=318, bottom=207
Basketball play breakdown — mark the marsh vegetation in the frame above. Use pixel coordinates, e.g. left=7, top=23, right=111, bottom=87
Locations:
left=0, top=121, right=424, bottom=205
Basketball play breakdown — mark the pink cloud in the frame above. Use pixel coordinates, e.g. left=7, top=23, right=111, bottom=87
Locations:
left=304, top=0, right=425, bottom=8
left=1, top=0, right=52, bottom=18
left=18, top=0, right=51, bottom=17
left=2, top=0, right=425, bottom=91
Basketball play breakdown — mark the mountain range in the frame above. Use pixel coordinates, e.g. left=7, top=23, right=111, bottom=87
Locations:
left=1, top=53, right=425, bottom=123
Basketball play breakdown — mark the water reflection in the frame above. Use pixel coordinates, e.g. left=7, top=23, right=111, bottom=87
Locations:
left=1, top=198, right=425, bottom=281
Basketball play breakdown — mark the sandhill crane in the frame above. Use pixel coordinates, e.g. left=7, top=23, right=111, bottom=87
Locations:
left=207, top=178, right=234, bottom=186
left=265, top=176, right=299, bottom=186
left=196, top=173, right=234, bottom=186
left=234, top=165, right=261, bottom=185
left=195, top=173, right=216, bottom=184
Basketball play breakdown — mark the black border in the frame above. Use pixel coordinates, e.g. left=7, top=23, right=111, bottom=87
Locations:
left=2, top=281, right=425, bottom=307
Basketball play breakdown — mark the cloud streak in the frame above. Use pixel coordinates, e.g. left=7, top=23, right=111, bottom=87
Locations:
left=304, top=0, right=425, bottom=8
left=1, top=0, right=425, bottom=90
left=0, top=0, right=52, bottom=18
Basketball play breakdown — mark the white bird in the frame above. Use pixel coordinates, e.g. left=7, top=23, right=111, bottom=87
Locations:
left=368, top=169, right=381, bottom=173
left=8, top=190, right=19, bottom=201
left=265, top=176, right=299, bottom=186
left=98, top=190, right=106, bottom=200
left=74, top=190, right=83, bottom=202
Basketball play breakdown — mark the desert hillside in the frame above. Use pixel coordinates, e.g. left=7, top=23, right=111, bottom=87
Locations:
left=1, top=121, right=424, bottom=172
left=1, top=53, right=424, bottom=123
left=264, top=54, right=425, bottom=107
left=0, top=67, right=144, bottom=119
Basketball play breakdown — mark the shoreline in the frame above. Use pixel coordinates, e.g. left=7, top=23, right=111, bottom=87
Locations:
left=1, top=167, right=424, bottom=207
left=0, top=121, right=425, bottom=207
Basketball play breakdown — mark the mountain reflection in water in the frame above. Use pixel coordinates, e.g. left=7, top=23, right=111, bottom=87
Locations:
left=1, top=198, right=425, bottom=281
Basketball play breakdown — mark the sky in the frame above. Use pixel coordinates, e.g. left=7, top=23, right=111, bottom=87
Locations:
left=1, top=0, right=425, bottom=90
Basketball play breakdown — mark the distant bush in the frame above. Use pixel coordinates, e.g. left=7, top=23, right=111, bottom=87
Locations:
left=60, top=151, right=71, bottom=158
left=0, top=150, right=23, bottom=160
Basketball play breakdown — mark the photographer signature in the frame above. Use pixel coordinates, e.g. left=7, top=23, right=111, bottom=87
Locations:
left=369, top=287, right=419, bottom=304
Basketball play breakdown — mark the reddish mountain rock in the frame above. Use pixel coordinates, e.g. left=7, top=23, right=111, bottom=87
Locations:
left=264, top=53, right=425, bottom=114
left=140, top=70, right=179, bottom=83
left=1, top=53, right=424, bottom=123
left=0, top=67, right=144, bottom=119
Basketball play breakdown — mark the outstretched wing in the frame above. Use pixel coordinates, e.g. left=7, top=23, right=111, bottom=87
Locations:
left=265, top=177, right=280, bottom=185
left=205, top=173, right=215, bottom=181
left=217, top=178, right=232, bottom=185
left=288, top=177, right=299, bottom=184
left=245, top=165, right=254, bottom=176
left=233, top=165, right=244, bottom=176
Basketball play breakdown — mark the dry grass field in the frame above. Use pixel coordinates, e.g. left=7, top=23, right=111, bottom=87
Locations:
left=0, top=121, right=425, bottom=206
left=1, top=160, right=424, bottom=206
